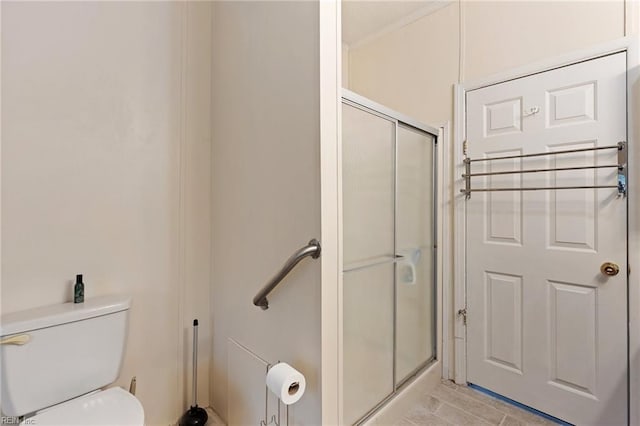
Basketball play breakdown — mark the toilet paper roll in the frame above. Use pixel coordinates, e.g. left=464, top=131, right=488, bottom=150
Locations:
left=266, top=362, right=306, bottom=405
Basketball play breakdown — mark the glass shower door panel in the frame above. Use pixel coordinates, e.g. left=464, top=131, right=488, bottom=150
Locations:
left=342, top=103, right=395, bottom=266
left=395, top=125, right=435, bottom=384
left=343, top=263, right=395, bottom=425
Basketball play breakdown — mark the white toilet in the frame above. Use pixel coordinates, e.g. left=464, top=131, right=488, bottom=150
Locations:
left=0, top=295, right=144, bottom=425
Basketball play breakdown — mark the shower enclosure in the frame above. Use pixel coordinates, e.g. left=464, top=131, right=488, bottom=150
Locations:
left=341, top=90, right=438, bottom=424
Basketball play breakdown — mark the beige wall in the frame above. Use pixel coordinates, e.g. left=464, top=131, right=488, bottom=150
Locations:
left=463, top=1, right=625, bottom=81
left=210, top=1, right=322, bottom=424
left=348, top=1, right=627, bottom=125
left=348, top=3, right=460, bottom=125
left=342, top=42, right=350, bottom=88
left=1, top=2, right=211, bottom=424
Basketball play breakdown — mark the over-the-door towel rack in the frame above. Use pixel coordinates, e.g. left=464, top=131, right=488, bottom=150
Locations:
left=461, top=141, right=627, bottom=198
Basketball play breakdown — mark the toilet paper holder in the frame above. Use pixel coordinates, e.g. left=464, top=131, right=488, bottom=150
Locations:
left=261, top=362, right=287, bottom=426
left=261, top=414, right=281, bottom=426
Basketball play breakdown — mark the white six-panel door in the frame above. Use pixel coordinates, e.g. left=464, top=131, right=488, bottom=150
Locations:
left=466, top=53, right=627, bottom=425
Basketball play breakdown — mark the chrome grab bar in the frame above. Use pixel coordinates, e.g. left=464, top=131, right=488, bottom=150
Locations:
left=253, top=239, right=321, bottom=310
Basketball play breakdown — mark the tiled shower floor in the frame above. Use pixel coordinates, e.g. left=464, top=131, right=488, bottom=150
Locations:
left=394, top=381, right=557, bottom=426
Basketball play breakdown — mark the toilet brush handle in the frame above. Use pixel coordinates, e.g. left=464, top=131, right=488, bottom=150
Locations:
left=192, top=319, right=198, bottom=406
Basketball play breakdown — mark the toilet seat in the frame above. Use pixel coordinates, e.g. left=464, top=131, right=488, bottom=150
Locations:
left=23, top=387, right=144, bottom=426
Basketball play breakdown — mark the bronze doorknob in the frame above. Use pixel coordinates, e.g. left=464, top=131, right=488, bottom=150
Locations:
left=601, top=262, right=620, bottom=276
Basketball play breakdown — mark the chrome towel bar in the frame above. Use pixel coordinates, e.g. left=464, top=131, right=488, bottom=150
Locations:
left=462, top=164, right=621, bottom=178
left=461, top=142, right=627, bottom=198
left=465, top=185, right=619, bottom=193
left=253, top=239, right=321, bottom=310
left=465, top=143, right=621, bottom=163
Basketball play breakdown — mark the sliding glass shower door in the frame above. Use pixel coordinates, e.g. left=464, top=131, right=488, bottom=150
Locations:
left=342, top=102, right=396, bottom=425
left=395, top=125, right=435, bottom=383
left=342, top=94, right=437, bottom=425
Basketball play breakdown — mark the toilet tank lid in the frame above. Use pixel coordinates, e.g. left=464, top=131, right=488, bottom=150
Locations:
left=1, top=295, right=131, bottom=336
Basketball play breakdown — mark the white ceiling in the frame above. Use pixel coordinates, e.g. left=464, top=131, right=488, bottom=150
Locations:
left=342, top=0, right=450, bottom=47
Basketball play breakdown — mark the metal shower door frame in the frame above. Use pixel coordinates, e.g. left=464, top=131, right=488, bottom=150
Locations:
left=341, top=89, right=440, bottom=424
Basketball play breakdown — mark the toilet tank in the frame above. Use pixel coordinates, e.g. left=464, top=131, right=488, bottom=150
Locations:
left=0, top=295, right=131, bottom=417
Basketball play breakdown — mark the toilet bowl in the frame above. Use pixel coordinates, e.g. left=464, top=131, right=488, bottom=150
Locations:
left=0, top=295, right=145, bottom=425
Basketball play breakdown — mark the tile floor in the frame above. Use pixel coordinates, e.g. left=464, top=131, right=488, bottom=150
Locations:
left=394, top=381, right=557, bottom=426
left=205, top=407, right=226, bottom=425
left=202, top=380, right=557, bottom=426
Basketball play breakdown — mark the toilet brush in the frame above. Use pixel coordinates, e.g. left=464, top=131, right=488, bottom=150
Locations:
left=179, top=319, right=209, bottom=426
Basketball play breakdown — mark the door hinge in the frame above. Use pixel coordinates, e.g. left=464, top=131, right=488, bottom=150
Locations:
left=457, top=308, right=467, bottom=326
left=463, top=140, right=468, bottom=156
